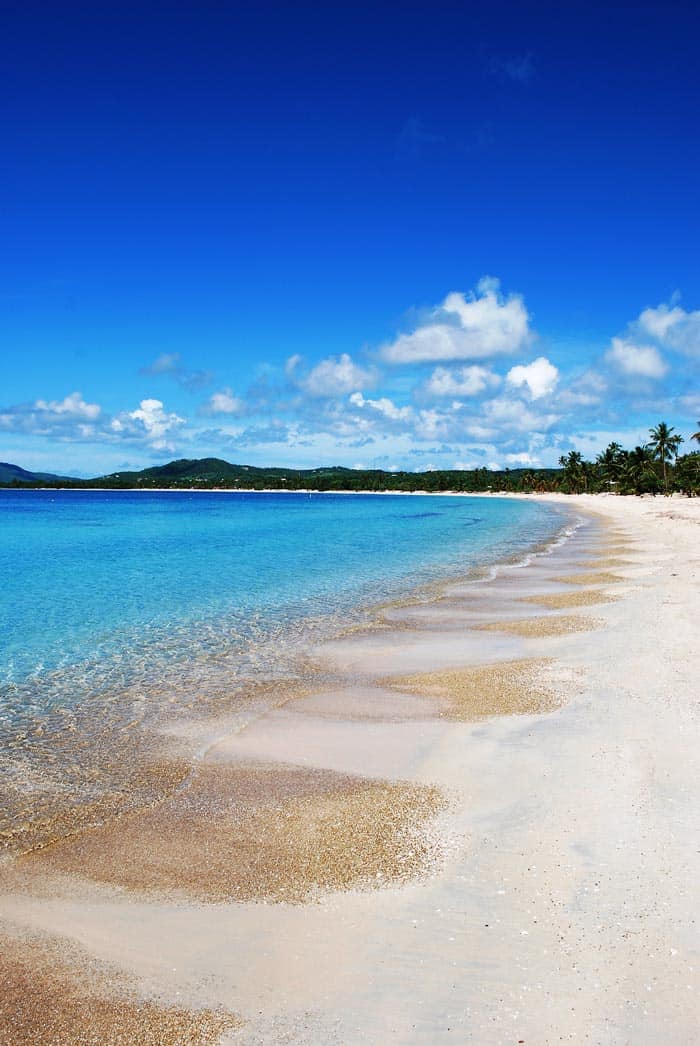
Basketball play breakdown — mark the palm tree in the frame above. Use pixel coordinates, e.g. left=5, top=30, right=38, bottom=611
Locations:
left=596, top=441, right=624, bottom=490
left=620, top=445, right=657, bottom=495
left=648, top=421, right=683, bottom=492
left=558, top=450, right=588, bottom=493
left=692, top=422, right=700, bottom=444
left=674, top=450, right=700, bottom=495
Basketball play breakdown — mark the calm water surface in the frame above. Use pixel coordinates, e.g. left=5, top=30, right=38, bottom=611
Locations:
left=0, top=491, right=568, bottom=731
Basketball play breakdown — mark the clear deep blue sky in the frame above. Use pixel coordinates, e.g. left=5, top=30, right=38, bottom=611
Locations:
left=2, top=0, right=699, bottom=474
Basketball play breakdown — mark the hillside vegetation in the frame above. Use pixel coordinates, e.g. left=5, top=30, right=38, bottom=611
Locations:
left=2, top=423, right=698, bottom=495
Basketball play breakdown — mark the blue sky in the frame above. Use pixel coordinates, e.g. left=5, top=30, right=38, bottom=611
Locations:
left=1, top=0, right=699, bottom=476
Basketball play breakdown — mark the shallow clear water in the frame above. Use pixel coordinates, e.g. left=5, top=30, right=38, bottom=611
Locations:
left=0, top=490, right=567, bottom=729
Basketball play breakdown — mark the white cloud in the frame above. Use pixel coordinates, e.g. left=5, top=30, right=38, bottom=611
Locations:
left=124, top=398, right=186, bottom=449
left=505, top=451, right=538, bottom=465
left=414, top=409, right=443, bottom=440
left=465, top=422, right=497, bottom=440
left=606, top=337, right=667, bottom=379
left=381, top=278, right=532, bottom=364
left=481, top=396, right=560, bottom=433
left=347, top=394, right=469, bottom=443
left=558, top=369, right=607, bottom=408
left=349, top=392, right=413, bottom=423
left=299, top=353, right=377, bottom=397
left=205, top=388, right=245, bottom=414
left=423, top=364, right=501, bottom=398
left=505, top=356, right=559, bottom=399
left=0, top=391, right=189, bottom=452
left=636, top=301, right=700, bottom=357
left=10, top=287, right=700, bottom=475
left=638, top=303, right=686, bottom=340
left=35, top=391, right=101, bottom=420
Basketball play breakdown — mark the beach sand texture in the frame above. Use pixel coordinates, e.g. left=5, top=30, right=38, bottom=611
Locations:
left=0, top=493, right=698, bottom=1043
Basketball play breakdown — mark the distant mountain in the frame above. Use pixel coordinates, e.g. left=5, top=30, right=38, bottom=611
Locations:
left=0, top=462, right=77, bottom=485
left=0, top=456, right=561, bottom=493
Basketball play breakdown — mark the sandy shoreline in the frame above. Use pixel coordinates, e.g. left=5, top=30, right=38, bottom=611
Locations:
left=1, top=494, right=698, bottom=1043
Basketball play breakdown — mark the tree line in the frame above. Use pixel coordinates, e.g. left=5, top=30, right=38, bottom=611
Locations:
left=2, top=421, right=698, bottom=495
left=556, top=421, right=699, bottom=495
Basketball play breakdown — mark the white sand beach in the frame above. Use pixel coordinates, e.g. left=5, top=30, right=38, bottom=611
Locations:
left=1, top=493, right=698, bottom=1044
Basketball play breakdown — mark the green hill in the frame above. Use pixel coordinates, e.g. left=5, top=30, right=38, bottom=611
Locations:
left=82, top=457, right=559, bottom=493
left=0, top=462, right=76, bottom=485
left=0, top=456, right=562, bottom=493
left=93, top=458, right=359, bottom=489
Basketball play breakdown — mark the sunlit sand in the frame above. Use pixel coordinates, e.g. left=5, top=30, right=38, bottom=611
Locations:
left=1, top=493, right=698, bottom=1043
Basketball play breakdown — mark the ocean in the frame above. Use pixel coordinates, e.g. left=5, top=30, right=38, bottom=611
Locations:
left=0, top=490, right=569, bottom=729
left=0, top=489, right=573, bottom=851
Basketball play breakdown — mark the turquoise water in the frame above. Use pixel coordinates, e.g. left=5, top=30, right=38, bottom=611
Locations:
left=0, top=490, right=567, bottom=731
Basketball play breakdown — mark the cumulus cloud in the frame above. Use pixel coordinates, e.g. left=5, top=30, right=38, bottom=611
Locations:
left=203, top=388, right=245, bottom=415
left=112, top=399, right=186, bottom=450
left=346, top=393, right=471, bottom=443
left=414, top=408, right=454, bottom=441
left=506, top=356, right=559, bottom=399
left=296, top=353, right=377, bottom=397
left=0, top=391, right=102, bottom=437
left=10, top=285, right=699, bottom=474
left=0, top=391, right=189, bottom=453
left=349, top=392, right=413, bottom=423
left=636, top=300, right=700, bottom=357
left=558, top=370, right=607, bottom=408
left=606, top=337, right=668, bottom=379
left=604, top=296, right=699, bottom=383
left=380, top=278, right=532, bottom=364
left=481, top=396, right=560, bottom=434
left=638, top=303, right=686, bottom=341
left=422, top=365, right=501, bottom=398
left=34, top=391, right=101, bottom=420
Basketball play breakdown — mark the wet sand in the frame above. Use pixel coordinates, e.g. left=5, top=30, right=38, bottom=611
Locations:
left=384, top=658, right=562, bottom=720
left=1, top=493, right=698, bottom=1043
left=27, top=764, right=444, bottom=904
left=0, top=933, right=239, bottom=1044
left=475, top=612, right=602, bottom=637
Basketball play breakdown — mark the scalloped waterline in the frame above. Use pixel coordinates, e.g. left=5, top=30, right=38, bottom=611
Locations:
left=0, top=492, right=575, bottom=724
left=0, top=492, right=584, bottom=854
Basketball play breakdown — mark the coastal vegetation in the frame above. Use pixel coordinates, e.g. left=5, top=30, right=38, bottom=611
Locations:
left=2, top=422, right=699, bottom=495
